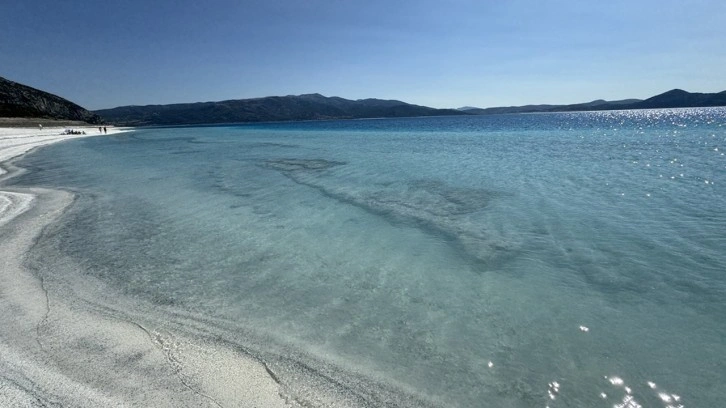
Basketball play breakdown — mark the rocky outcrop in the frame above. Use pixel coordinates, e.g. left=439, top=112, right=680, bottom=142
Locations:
left=0, top=76, right=102, bottom=124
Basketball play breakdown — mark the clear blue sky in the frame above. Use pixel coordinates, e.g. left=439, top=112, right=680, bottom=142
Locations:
left=2, top=0, right=724, bottom=110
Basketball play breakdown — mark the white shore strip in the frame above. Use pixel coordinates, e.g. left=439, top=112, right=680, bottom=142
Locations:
left=0, top=126, right=129, bottom=226
left=0, top=127, right=128, bottom=175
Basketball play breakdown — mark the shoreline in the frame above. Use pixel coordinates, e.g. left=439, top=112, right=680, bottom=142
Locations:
left=0, top=126, right=127, bottom=178
left=0, top=127, right=129, bottom=228
left=0, top=127, right=428, bottom=407
left=0, top=126, right=287, bottom=407
left=0, top=126, right=293, bottom=406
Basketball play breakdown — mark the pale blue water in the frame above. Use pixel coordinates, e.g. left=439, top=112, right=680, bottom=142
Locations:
left=11, top=108, right=726, bottom=407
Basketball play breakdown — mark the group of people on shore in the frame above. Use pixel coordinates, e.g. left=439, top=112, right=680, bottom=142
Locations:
left=39, top=125, right=109, bottom=135
left=62, top=128, right=87, bottom=135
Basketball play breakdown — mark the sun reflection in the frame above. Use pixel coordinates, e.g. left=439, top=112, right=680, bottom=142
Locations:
left=546, top=380, right=561, bottom=400
left=603, top=376, right=685, bottom=408
left=613, top=394, right=643, bottom=408
left=607, top=376, right=624, bottom=386
left=606, top=376, right=644, bottom=408
left=659, top=392, right=673, bottom=402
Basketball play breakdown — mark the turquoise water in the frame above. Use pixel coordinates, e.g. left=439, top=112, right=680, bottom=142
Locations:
left=11, top=109, right=726, bottom=407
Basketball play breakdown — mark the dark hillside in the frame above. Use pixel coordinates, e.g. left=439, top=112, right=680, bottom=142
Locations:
left=0, top=76, right=102, bottom=124
left=94, top=93, right=466, bottom=126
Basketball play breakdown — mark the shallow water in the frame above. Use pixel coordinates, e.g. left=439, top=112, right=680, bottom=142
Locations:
left=10, top=109, right=726, bottom=407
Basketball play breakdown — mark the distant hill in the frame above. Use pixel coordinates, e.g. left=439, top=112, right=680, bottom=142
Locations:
left=555, top=98, right=644, bottom=112
left=461, top=99, right=642, bottom=115
left=0, top=76, right=102, bottom=124
left=460, top=104, right=561, bottom=115
left=95, top=93, right=466, bottom=126
left=462, top=89, right=726, bottom=115
left=632, top=89, right=726, bottom=109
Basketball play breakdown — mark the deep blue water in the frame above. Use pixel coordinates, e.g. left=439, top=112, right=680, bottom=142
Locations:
left=11, top=109, right=726, bottom=407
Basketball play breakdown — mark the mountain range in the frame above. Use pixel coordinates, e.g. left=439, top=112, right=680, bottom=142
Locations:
left=2, top=75, right=725, bottom=126
left=93, top=94, right=465, bottom=126
left=460, top=89, right=726, bottom=115
left=95, top=88, right=726, bottom=126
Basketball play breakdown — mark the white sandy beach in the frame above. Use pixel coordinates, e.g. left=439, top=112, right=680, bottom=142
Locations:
left=0, top=127, right=294, bottom=407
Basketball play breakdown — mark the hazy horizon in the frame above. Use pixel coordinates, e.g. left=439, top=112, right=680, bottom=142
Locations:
left=3, top=0, right=725, bottom=110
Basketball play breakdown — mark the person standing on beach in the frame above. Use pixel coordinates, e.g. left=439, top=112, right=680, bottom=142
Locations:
left=39, top=124, right=42, bottom=130
left=99, top=127, right=102, bottom=133
left=103, top=127, right=107, bottom=134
